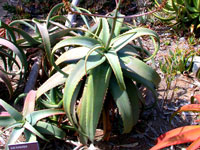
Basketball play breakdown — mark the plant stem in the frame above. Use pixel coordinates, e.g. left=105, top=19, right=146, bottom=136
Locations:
left=105, top=0, right=121, bottom=50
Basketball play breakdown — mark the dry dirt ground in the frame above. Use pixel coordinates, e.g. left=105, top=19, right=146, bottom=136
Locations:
left=1, top=2, right=200, bottom=150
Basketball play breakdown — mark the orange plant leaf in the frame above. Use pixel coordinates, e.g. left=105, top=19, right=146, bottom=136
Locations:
left=177, top=104, right=200, bottom=112
left=194, top=95, right=200, bottom=103
left=187, top=136, right=200, bottom=150
left=171, top=104, right=200, bottom=120
left=22, top=90, right=36, bottom=116
left=150, top=125, right=200, bottom=150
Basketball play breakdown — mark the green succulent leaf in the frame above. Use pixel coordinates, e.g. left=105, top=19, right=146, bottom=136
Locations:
left=125, top=79, right=142, bottom=126
left=112, top=27, right=159, bottom=51
left=55, top=47, right=90, bottom=66
left=24, top=129, right=37, bottom=142
left=36, top=64, right=75, bottom=99
left=35, top=121, right=66, bottom=140
left=33, top=19, right=51, bottom=64
left=0, top=99, right=23, bottom=121
left=0, top=70, right=13, bottom=98
left=108, top=11, right=124, bottom=37
left=99, top=18, right=110, bottom=46
left=6, top=127, right=25, bottom=149
left=120, top=56, right=161, bottom=86
left=79, top=63, right=112, bottom=143
left=0, top=116, right=16, bottom=127
left=9, top=19, right=35, bottom=30
left=110, top=77, right=134, bottom=133
left=52, top=37, right=100, bottom=52
left=63, top=55, right=106, bottom=129
left=0, top=38, right=27, bottom=75
left=105, top=51, right=126, bottom=90
left=0, top=20, right=16, bottom=42
left=46, top=3, right=65, bottom=28
left=26, top=109, right=65, bottom=126
left=24, top=122, right=49, bottom=142
left=12, top=27, right=40, bottom=46
left=123, top=69, right=157, bottom=98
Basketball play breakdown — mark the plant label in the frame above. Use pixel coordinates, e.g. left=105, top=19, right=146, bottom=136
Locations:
left=8, top=141, right=39, bottom=150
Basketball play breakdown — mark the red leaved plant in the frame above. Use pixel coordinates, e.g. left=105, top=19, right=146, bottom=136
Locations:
left=151, top=95, right=200, bottom=150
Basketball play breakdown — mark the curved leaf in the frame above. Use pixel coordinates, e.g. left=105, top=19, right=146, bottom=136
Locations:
left=0, top=116, right=15, bottom=127
left=36, top=64, right=74, bottom=99
left=0, top=70, right=13, bottom=98
left=119, top=56, right=160, bottom=86
left=46, top=3, right=65, bottom=28
left=9, top=19, right=35, bottom=30
left=55, top=47, right=90, bottom=65
left=24, top=122, right=49, bottom=142
left=33, top=19, right=51, bottom=64
left=122, top=69, right=157, bottom=98
left=187, top=136, right=200, bottom=150
left=35, top=121, right=66, bottom=140
left=12, top=27, right=40, bottom=46
left=125, top=79, right=142, bottom=126
left=0, top=38, right=27, bottom=75
left=52, top=36, right=100, bottom=52
left=171, top=104, right=200, bottom=120
left=111, top=28, right=160, bottom=60
left=25, top=109, right=65, bottom=125
left=7, top=127, right=25, bottom=148
left=150, top=125, right=200, bottom=150
left=0, top=99, right=22, bottom=121
left=24, top=129, right=36, bottom=142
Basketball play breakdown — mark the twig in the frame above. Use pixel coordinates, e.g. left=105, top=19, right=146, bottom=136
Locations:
left=63, top=0, right=167, bottom=19
left=65, top=0, right=80, bottom=27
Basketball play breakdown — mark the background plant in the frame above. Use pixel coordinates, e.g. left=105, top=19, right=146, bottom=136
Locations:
left=153, top=0, right=200, bottom=35
left=159, top=48, right=196, bottom=100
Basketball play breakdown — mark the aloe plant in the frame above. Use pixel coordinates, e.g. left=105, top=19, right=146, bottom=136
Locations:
left=36, top=0, right=161, bottom=144
left=0, top=90, right=66, bottom=150
left=0, top=2, right=74, bottom=98
left=154, top=0, right=200, bottom=32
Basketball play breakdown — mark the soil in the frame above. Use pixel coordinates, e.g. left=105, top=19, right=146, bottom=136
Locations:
left=1, top=1, right=200, bottom=150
